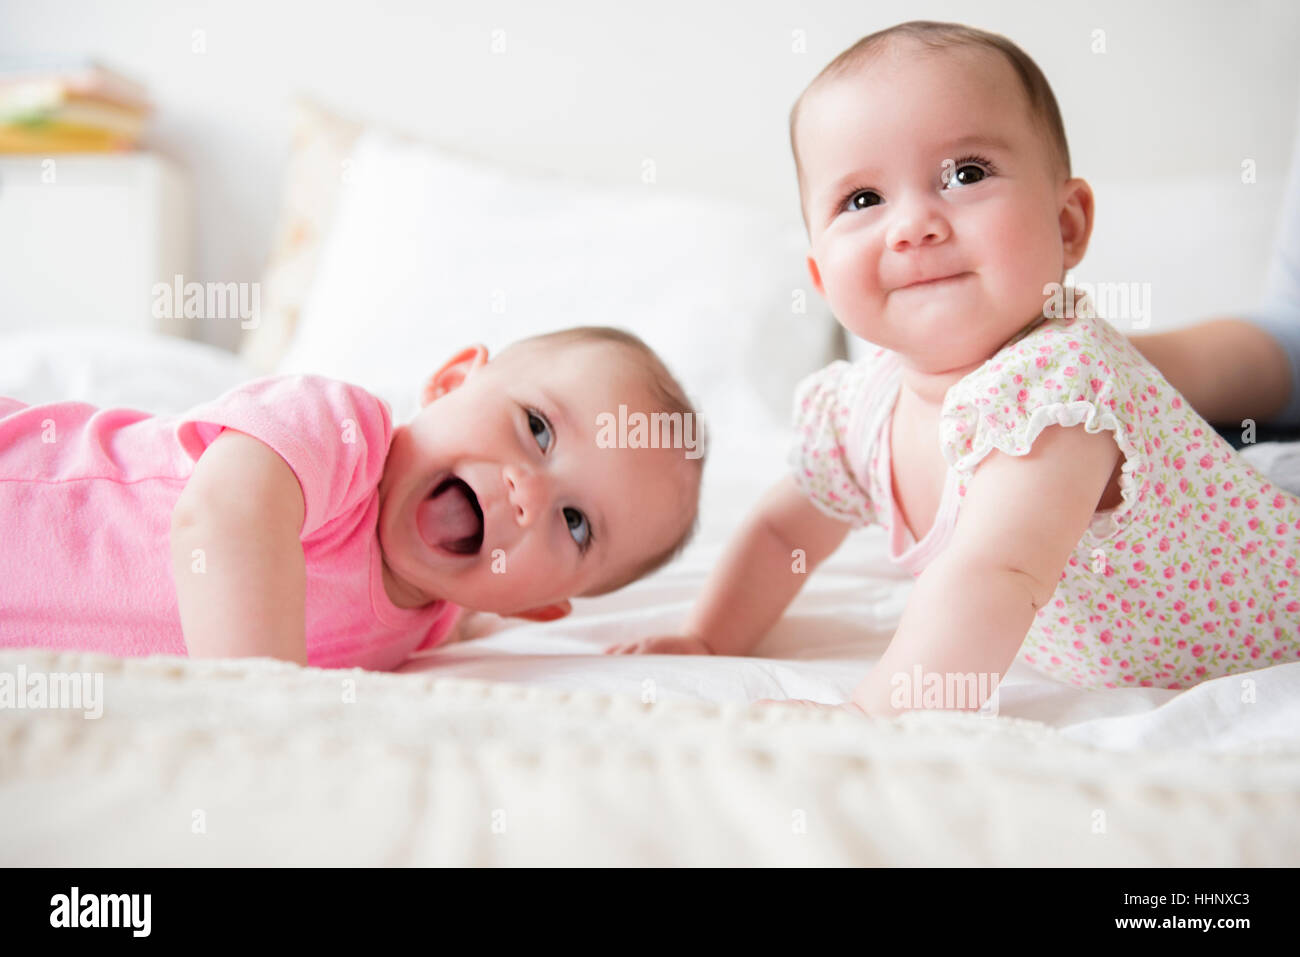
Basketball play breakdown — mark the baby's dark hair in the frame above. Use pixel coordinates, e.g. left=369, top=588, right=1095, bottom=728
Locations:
left=501, top=325, right=706, bottom=596
left=789, top=20, right=1072, bottom=234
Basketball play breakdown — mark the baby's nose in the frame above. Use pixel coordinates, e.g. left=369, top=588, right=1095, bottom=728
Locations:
left=886, top=194, right=949, bottom=250
left=502, top=464, right=547, bottom=527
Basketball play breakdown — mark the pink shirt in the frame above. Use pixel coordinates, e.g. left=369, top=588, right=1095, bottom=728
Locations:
left=0, top=375, right=461, bottom=670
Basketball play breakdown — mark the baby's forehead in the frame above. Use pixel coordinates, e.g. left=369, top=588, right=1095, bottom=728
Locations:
left=504, top=335, right=634, bottom=370
left=797, top=46, right=1038, bottom=175
left=509, top=337, right=655, bottom=390
left=820, top=49, right=1017, bottom=121
left=834, top=38, right=1006, bottom=89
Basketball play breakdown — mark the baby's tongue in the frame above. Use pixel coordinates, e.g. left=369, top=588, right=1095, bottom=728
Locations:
left=417, top=479, right=481, bottom=553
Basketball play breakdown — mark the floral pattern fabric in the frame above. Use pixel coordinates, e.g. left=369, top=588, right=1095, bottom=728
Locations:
left=791, top=300, right=1300, bottom=689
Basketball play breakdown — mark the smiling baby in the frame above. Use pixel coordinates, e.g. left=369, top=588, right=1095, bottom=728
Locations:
left=0, top=326, right=704, bottom=669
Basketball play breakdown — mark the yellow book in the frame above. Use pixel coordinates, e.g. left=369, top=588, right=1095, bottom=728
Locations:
left=0, top=123, right=129, bottom=153
left=13, top=97, right=148, bottom=138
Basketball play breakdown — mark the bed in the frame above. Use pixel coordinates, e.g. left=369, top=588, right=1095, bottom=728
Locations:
left=2, top=111, right=1298, bottom=866
left=3, top=325, right=1300, bottom=866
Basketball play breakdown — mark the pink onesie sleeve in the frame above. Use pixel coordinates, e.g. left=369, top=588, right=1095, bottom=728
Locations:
left=174, top=374, right=392, bottom=537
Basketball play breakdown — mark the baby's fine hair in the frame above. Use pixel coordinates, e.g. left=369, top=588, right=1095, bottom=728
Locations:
left=502, top=325, right=707, bottom=595
left=789, top=20, right=1072, bottom=232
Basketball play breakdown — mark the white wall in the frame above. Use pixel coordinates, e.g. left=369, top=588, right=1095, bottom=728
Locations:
left=4, top=0, right=1299, bottom=347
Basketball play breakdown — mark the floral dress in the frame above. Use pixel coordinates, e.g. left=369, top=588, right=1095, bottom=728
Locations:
left=790, top=298, right=1300, bottom=689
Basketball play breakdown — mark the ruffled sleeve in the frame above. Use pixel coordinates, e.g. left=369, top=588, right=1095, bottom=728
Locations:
left=787, top=359, right=877, bottom=528
left=939, top=305, right=1149, bottom=537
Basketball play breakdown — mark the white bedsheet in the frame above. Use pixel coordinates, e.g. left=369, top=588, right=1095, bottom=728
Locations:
left=405, top=424, right=1300, bottom=756
left=3, top=330, right=1298, bottom=757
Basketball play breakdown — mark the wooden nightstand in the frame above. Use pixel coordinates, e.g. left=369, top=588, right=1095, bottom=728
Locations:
left=0, top=153, right=192, bottom=338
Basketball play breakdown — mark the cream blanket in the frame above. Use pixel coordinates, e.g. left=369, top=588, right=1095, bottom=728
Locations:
left=2, top=650, right=1297, bottom=866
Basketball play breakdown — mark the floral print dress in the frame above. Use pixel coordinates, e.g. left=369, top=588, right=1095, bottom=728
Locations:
left=790, top=297, right=1300, bottom=689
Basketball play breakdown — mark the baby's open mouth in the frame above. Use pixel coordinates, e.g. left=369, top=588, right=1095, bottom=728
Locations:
left=416, top=476, right=484, bottom=555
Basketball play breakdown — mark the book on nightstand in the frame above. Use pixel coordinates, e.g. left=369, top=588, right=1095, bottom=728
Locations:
left=0, top=57, right=152, bottom=153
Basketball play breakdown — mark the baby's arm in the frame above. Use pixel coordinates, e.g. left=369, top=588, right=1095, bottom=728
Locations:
left=169, top=429, right=309, bottom=665
left=850, top=423, right=1120, bottom=716
left=1130, top=319, right=1292, bottom=425
left=623, top=474, right=852, bottom=656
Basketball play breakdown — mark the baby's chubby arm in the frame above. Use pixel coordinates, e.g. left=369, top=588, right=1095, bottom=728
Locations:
left=169, top=429, right=308, bottom=665
left=849, top=423, right=1120, bottom=717
left=607, top=474, right=852, bottom=656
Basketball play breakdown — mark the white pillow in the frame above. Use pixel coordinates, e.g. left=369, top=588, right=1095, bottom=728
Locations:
left=845, top=173, right=1285, bottom=361
left=276, top=130, right=839, bottom=432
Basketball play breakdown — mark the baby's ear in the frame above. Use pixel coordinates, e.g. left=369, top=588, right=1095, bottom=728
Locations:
left=805, top=252, right=826, bottom=298
left=503, top=600, right=572, bottom=623
left=421, top=344, right=489, bottom=405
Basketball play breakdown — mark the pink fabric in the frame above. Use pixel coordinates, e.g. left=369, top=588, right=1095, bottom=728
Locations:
left=789, top=348, right=957, bottom=577
left=856, top=355, right=960, bottom=576
left=0, top=375, right=461, bottom=671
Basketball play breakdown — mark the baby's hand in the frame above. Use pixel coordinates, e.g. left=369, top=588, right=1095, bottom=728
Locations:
left=603, top=635, right=713, bottom=655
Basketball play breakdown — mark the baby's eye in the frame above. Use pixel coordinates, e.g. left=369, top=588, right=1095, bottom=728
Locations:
left=527, top=410, right=552, bottom=452
left=843, top=189, right=883, bottom=212
left=564, top=507, right=590, bottom=549
left=943, top=156, right=994, bottom=190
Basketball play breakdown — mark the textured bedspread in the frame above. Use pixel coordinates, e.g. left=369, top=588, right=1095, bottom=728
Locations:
left=3, top=332, right=1299, bottom=865
left=2, top=649, right=1297, bottom=866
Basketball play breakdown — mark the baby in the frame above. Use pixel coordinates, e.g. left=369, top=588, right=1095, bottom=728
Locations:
left=608, top=21, right=1300, bottom=714
left=0, top=326, right=704, bottom=670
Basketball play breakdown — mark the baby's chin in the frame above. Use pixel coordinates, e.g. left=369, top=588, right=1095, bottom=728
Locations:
left=378, top=541, right=546, bottom=616
left=377, top=549, right=438, bottom=609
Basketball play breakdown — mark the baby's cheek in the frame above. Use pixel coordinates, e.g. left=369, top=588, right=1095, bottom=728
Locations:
left=823, top=236, right=879, bottom=300
left=1018, top=204, right=1067, bottom=275
left=494, top=542, right=558, bottom=604
left=987, top=213, right=1061, bottom=302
